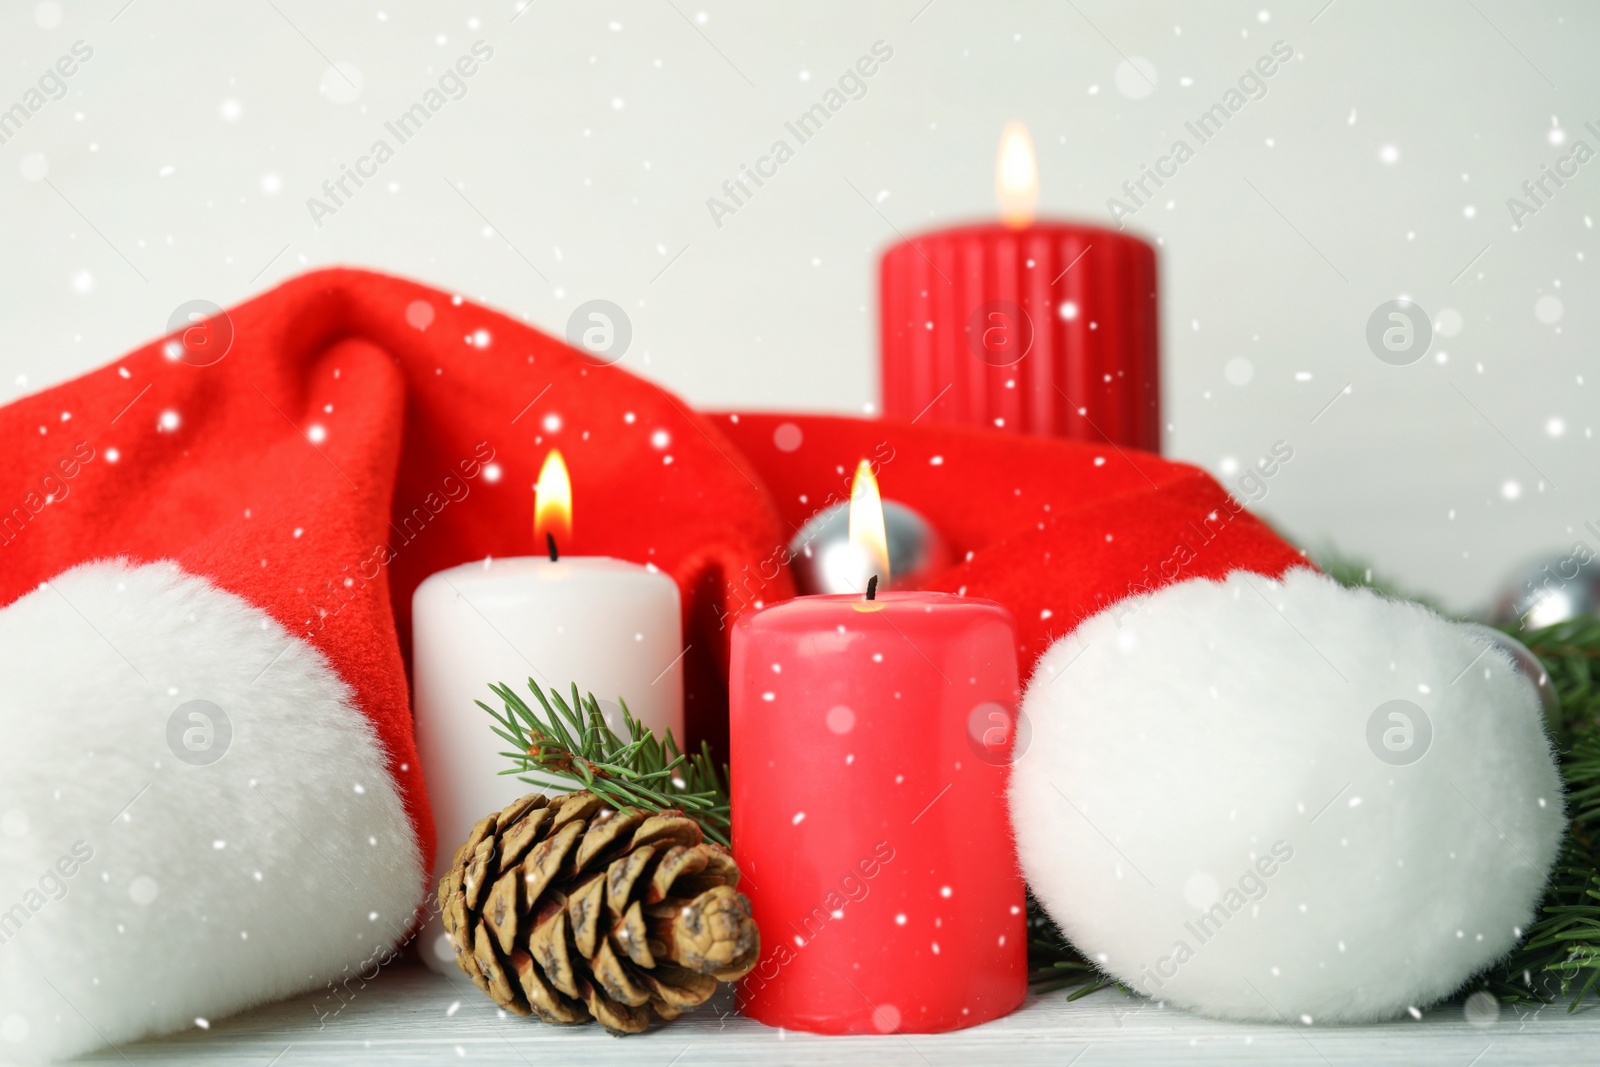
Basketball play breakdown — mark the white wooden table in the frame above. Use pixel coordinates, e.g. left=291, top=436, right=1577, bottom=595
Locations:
left=71, top=964, right=1597, bottom=1065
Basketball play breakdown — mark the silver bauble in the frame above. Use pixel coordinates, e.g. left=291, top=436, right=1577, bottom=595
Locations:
left=788, top=500, right=950, bottom=595
left=1488, top=553, right=1600, bottom=629
left=1456, top=622, right=1561, bottom=736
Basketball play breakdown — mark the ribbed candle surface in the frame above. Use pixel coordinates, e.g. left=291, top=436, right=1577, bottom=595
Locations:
left=880, top=222, right=1160, bottom=451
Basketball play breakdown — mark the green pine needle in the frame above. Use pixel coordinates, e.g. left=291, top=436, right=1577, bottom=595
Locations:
left=1479, top=616, right=1600, bottom=1009
left=1025, top=889, right=1118, bottom=1000
left=479, top=680, right=731, bottom=846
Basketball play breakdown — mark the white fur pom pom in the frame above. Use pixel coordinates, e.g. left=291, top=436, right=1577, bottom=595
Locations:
left=1011, top=568, right=1564, bottom=1024
left=0, top=560, right=423, bottom=1062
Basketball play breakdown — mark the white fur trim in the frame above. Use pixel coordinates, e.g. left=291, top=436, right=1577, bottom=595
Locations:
left=0, top=560, right=423, bottom=1062
left=1011, top=567, right=1564, bottom=1024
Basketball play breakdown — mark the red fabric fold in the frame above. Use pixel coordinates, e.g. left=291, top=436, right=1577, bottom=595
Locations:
left=0, top=268, right=789, bottom=872
left=0, top=268, right=1305, bottom=871
left=714, top=412, right=1307, bottom=672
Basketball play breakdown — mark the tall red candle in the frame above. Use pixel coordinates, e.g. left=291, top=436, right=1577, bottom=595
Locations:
left=880, top=123, right=1160, bottom=450
left=730, top=467, right=1026, bottom=1034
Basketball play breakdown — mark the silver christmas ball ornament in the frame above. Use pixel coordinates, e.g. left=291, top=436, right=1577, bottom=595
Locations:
left=1456, top=622, right=1561, bottom=736
left=788, top=499, right=950, bottom=595
left=1488, top=553, right=1600, bottom=629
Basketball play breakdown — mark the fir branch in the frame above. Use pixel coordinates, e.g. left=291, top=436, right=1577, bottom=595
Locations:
left=1520, top=616, right=1600, bottom=752
left=1025, top=891, right=1114, bottom=998
left=480, top=680, right=732, bottom=846
left=1481, top=727, right=1600, bottom=1008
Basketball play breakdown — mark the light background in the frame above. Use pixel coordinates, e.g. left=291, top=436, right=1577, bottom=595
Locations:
left=1, top=0, right=1594, bottom=613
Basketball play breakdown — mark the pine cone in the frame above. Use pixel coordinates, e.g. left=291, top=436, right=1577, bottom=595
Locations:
left=438, top=790, right=759, bottom=1034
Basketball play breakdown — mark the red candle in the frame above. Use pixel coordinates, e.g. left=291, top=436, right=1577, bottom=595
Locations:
left=880, top=122, right=1161, bottom=450
left=730, top=463, right=1026, bottom=1034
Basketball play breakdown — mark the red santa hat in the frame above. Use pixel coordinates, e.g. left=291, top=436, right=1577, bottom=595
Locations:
left=0, top=269, right=790, bottom=1061
left=0, top=268, right=1549, bottom=1057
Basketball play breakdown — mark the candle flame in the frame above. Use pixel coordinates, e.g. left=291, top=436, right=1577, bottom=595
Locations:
left=848, top=460, right=890, bottom=589
left=996, top=121, right=1038, bottom=230
left=534, top=450, right=572, bottom=550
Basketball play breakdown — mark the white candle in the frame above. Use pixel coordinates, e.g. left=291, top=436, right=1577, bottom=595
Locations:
left=410, top=453, right=683, bottom=971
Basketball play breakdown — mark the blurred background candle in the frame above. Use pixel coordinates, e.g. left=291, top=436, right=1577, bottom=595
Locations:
left=879, top=121, right=1161, bottom=450
left=730, top=462, right=1026, bottom=1034
left=411, top=450, right=684, bottom=972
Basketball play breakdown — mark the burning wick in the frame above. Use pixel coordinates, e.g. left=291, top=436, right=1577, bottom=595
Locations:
left=848, top=460, right=890, bottom=596
left=534, top=449, right=573, bottom=556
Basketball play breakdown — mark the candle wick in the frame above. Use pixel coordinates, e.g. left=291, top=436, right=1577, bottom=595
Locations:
left=546, top=532, right=559, bottom=563
left=866, top=575, right=878, bottom=601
